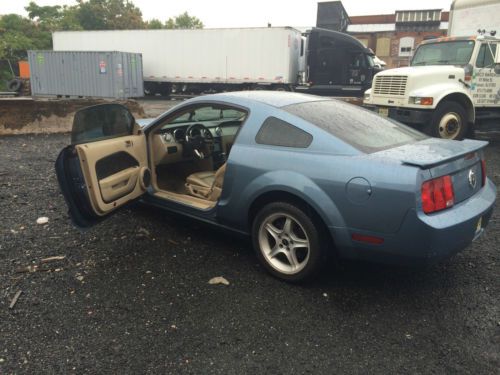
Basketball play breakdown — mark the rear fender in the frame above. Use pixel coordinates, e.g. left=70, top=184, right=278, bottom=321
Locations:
left=221, top=170, right=345, bottom=231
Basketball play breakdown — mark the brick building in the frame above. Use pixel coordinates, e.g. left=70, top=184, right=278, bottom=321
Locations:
left=347, top=10, right=449, bottom=69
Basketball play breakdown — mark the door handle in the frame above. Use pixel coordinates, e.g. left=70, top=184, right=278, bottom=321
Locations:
left=125, top=140, right=133, bottom=147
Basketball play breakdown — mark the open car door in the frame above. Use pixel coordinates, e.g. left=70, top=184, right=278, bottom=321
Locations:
left=55, top=104, right=150, bottom=228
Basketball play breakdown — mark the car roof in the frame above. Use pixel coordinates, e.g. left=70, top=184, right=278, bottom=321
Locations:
left=189, top=91, right=326, bottom=108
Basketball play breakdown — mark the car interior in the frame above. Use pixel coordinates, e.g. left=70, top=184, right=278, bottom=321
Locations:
left=147, top=104, right=248, bottom=210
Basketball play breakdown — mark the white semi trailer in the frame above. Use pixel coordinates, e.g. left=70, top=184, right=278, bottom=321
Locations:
left=364, top=0, right=500, bottom=139
left=53, top=27, right=380, bottom=97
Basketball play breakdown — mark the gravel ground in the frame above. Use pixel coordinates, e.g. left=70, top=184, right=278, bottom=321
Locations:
left=0, top=133, right=499, bottom=374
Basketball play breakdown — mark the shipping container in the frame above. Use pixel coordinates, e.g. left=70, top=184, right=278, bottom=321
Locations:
left=28, top=50, right=143, bottom=99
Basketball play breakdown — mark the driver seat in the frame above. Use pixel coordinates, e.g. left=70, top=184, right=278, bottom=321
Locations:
left=185, top=163, right=227, bottom=201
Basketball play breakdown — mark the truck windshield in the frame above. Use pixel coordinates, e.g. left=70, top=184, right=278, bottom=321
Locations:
left=411, top=40, right=475, bottom=66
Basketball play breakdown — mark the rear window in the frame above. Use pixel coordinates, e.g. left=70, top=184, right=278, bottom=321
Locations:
left=283, top=100, right=427, bottom=153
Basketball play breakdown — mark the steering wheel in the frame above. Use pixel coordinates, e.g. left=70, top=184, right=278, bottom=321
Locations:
left=185, top=123, right=214, bottom=159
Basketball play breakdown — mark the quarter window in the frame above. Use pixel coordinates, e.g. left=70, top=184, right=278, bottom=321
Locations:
left=256, top=117, right=313, bottom=148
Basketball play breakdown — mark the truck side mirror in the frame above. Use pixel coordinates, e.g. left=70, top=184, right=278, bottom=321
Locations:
left=494, top=63, right=500, bottom=74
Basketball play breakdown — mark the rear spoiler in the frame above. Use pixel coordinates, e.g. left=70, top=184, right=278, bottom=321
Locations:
left=400, top=139, right=489, bottom=168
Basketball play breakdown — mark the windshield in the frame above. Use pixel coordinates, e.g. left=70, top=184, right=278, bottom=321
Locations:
left=411, top=40, right=475, bottom=66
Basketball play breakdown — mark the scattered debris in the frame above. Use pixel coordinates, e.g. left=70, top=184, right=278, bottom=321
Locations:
left=16, top=255, right=67, bottom=273
left=168, top=239, right=179, bottom=245
left=208, top=276, right=230, bottom=286
left=41, top=255, right=66, bottom=263
left=16, top=265, right=39, bottom=273
left=9, top=290, right=23, bottom=309
left=36, top=216, right=49, bottom=225
left=405, top=334, right=413, bottom=340
left=76, top=275, right=84, bottom=282
left=322, top=293, right=328, bottom=297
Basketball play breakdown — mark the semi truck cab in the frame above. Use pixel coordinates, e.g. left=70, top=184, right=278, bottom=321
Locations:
left=297, top=28, right=381, bottom=97
left=363, top=35, right=500, bottom=139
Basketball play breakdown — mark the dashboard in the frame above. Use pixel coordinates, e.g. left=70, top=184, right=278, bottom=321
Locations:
left=152, top=121, right=242, bottom=166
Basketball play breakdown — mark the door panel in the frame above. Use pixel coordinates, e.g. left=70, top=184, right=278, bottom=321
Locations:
left=75, top=134, right=147, bottom=215
left=99, top=167, right=139, bottom=203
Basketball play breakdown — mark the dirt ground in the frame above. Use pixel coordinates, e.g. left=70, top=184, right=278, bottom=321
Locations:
left=0, top=133, right=499, bottom=374
left=0, top=99, right=144, bottom=136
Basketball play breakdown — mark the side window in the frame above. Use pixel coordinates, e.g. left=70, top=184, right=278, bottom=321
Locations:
left=476, top=43, right=497, bottom=68
left=71, top=104, right=134, bottom=145
left=256, top=117, right=313, bottom=148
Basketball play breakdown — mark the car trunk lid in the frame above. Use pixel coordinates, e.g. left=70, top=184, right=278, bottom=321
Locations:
left=371, top=138, right=488, bottom=204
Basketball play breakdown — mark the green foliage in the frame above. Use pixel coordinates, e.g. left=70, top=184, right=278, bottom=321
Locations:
left=147, top=19, right=164, bottom=30
left=0, top=14, right=51, bottom=60
left=75, top=0, right=145, bottom=30
left=165, top=12, right=204, bottom=29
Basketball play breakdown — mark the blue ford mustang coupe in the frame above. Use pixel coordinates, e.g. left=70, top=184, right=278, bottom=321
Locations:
left=56, top=92, right=496, bottom=281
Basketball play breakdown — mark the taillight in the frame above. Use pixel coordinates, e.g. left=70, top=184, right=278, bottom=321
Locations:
left=481, top=159, right=486, bottom=186
left=421, top=175, right=454, bottom=214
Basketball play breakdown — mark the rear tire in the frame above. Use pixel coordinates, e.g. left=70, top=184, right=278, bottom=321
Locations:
left=427, top=101, right=468, bottom=140
left=251, top=202, right=326, bottom=282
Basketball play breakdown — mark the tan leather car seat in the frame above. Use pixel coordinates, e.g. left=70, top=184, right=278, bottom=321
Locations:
left=186, top=163, right=227, bottom=201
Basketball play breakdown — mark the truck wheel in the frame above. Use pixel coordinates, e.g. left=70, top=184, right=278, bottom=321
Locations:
left=251, top=202, right=326, bottom=282
left=428, top=101, right=468, bottom=140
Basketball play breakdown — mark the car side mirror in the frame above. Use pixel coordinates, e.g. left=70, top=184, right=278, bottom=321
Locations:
left=494, top=63, right=500, bottom=74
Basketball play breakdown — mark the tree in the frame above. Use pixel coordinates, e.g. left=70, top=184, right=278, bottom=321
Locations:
left=25, top=2, right=82, bottom=31
left=75, top=0, right=145, bottom=30
left=165, top=12, right=203, bottom=29
left=146, top=19, right=164, bottom=29
left=0, top=14, right=50, bottom=60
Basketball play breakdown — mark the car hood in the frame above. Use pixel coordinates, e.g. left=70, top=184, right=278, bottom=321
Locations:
left=369, top=138, right=488, bottom=168
left=376, top=65, right=466, bottom=78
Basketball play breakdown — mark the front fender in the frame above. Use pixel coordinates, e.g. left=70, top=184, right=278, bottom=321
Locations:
left=220, top=170, right=346, bottom=231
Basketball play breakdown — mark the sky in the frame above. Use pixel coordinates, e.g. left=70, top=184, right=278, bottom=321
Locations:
left=1, top=0, right=454, bottom=27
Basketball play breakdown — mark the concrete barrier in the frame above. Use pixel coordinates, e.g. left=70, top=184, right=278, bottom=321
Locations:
left=0, top=98, right=145, bottom=136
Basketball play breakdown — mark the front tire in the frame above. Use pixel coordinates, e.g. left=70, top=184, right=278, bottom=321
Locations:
left=428, top=101, right=468, bottom=140
left=251, top=202, right=326, bottom=282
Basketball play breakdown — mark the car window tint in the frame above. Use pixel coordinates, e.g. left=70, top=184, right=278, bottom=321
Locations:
left=71, top=104, right=134, bottom=145
left=283, top=100, right=427, bottom=153
left=256, top=117, right=313, bottom=148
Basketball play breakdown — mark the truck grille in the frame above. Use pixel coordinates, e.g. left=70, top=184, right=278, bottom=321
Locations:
left=373, top=75, right=408, bottom=96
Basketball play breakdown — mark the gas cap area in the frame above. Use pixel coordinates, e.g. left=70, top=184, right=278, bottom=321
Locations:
left=346, top=177, right=372, bottom=204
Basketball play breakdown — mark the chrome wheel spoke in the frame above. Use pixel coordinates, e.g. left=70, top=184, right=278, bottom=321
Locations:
left=285, top=248, right=300, bottom=269
left=283, top=217, right=293, bottom=235
left=290, top=235, right=308, bottom=249
left=265, top=223, right=282, bottom=242
left=268, top=246, right=284, bottom=259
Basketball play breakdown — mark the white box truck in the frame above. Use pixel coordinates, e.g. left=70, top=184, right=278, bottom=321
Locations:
left=53, top=27, right=380, bottom=97
left=363, top=0, right=500, bottom=139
